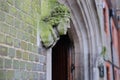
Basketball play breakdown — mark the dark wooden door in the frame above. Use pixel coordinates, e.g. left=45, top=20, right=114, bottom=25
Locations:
left=52, top=35, right=74, bottom=80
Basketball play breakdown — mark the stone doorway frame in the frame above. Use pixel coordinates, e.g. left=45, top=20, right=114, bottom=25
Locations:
left=46, top=0, right=104, bottom=80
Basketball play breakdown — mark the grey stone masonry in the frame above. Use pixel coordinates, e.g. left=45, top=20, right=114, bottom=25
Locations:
left=0, top=0, right=47, bottom=80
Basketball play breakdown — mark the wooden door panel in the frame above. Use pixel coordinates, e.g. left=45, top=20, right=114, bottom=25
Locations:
left=52, top=35, right=73, bottom=80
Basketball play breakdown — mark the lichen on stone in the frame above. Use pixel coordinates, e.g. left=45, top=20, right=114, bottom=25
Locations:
left=36, top=0, right=70, bottom=48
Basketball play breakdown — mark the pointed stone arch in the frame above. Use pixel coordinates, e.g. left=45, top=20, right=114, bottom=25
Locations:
left=57, top=0, right=105, bottom=80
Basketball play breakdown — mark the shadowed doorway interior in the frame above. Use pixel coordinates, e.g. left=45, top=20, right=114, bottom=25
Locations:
left=52, top=34, right=74, bottom=80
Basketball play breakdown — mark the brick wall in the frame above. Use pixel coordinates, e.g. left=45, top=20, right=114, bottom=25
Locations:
left=0, top=0, right=46, bottom=80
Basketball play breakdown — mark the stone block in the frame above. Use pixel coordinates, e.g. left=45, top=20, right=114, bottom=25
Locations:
left=27, top=26, right=33, bottom=34
left=0, top=45, right=8, bottom=56
left=13, top=60, right=19, bottom=69
left=17, top=31, right=23, bottom=40
left=16, top=50, right=22, bottom=59
left=28, top=43, right=33, bottom=52
left=0, top=57, right=3, bottom=68
left=29, top=53, right=35, bottom=61
left=21, top=71, right=27, bottom=80
left=0, top=1, right=9, bottom=12
left=14, top=70, right=21, bottom=80
left=0, top=22, right=10, bottom=34
left=14, top=18, right=21, bottom=29
left=19, top=61, right=25, bottom=70
left=0, top=10, right=5, bottom=21
left=37, top=64, right=43, bottom=71
left=39, top=55, right=46, bottom=64
left=43, top=65, right=46, bottom=72
left=30, top=36, right=36, bottom=44
left=6, top=36, right=13, bottom=46
left=35, top=55, right=39, bottom=62
left=6, top=70, right=14, bottom=80
left=33, top=72, right=38, bottom=80
left=22, top=52, right=29, bottom=60
left=9, top=6, right=17, bottom=17
left=9, top=27, right=17, bottom=37
left=0, top=70, right=6, bottom=80
left=29, top=72, right=34, bottom=80
left=40, top=73, right=46, bottom=80
left=21, top=41, right=27, bottom=50
left=32, top=63, right=37, bottom=71
left=8, top=48, right=15, bottom=58
left=26, top=62, right=32, bottom=71
left=14, top=39, right=20, bottom=48
left=5, top=14, right=14, bottom=26
left=15, top=0, right=22, bottom=9
left=0, top=33, right=6, bottom=43
left=5, top=59, right=12, bottom=68
left=31, top=45, right=37, bottom=53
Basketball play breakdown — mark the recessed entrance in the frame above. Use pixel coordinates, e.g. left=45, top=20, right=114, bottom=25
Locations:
left=52, top=34, right=74, bottom=80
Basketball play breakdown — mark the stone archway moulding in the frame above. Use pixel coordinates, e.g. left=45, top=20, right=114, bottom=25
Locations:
left=57, top=0, right=106, bottom=80
left=46, top=0, right=106, bottom=80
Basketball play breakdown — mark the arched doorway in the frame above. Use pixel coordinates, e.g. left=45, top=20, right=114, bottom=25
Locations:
left=52, top=34, right=74, bottom=80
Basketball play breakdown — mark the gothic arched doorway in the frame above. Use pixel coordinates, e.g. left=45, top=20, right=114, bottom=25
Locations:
left=52, top=34, right=74, bottom=80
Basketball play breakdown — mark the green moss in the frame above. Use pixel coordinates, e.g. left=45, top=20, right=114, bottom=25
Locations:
left=39, top=22, right=54, bottom=47
left=38, top=0, right=70, bottom=47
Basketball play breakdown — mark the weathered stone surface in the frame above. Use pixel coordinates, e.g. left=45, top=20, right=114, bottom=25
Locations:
left=22, top=52, right=29, bottom=60
left=14, top=39, right=20, bottom=48
left=13, top=60, right=19, bottom=69
left=29, top=53, right=35, bottom=61
left=39, top=55, right=46, bottom=63
left=0, top=33, right=6, bottom=43
left=6, top=70, right=14, bottom=80
left=19, top=61, right=25, bottom=70
left=0, top=11, right=5, bottom=21
left=16, top=50, right=22, bottom=59
left=0, top=0, right=46, bottom=80
left=21, top=41, right=27, bottom=50
left=6, top=36, right=13, bottom=46
left=0, top=57, right=3, bottom=68
left=8, top=48, right=15, bottom=58
left=5, top=59, right=12, bottom=68
left=0, top=46, right=8, bottom=56
left=0, top=70, right=6, bottom=80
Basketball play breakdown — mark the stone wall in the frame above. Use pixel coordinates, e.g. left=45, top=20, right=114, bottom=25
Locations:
left=0, top=0, right=46, bottom=80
